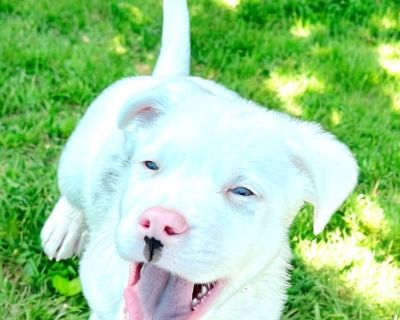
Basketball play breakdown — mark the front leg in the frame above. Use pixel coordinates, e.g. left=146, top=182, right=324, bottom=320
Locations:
left=41, top=196, right=87, bottom=261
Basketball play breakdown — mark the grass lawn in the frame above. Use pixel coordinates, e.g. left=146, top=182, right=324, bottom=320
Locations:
left=1, top=0, right=399, bottom=319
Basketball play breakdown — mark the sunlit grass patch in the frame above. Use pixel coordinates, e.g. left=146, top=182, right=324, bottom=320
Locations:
left=351, top=194, right=388, bottom=234
left=110, top=34, right=128, bottom=55
left=218, top=0, right=241, bottom=9
left=290, top=22, right=312, bottom=38
left=290, top=21, right=327, bottom=39
left=378, top=43, right=400, bottom=77
left=371, top=12, right=399, bottom=31
left=379, top=17, right=397, bottom=30
left=265, top=72, right=325, bottom=116
left=294, top=191, right=400, bottom=315
left=330, top=109, right=341, bottom=126
left=381, top=81, right=400, bottom=113
left=298, top=233, right=400, bottom=307
left=390, top=92, right=400, bottom=112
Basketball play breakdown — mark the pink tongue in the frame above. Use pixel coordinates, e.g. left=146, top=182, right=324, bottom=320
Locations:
left=130, top=264, right=194, bottom=320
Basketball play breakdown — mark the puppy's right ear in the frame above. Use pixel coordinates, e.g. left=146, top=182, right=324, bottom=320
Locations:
left=117, top=88, right=172, bottom=130
left=117, top=87, right=173, bottom=157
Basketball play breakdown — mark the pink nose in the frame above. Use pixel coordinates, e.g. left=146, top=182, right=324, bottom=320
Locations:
left=138, top=207, right=188, bottom=243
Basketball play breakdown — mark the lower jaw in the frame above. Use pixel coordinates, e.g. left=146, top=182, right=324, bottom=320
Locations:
left=124, top=262, right=224, bottom=320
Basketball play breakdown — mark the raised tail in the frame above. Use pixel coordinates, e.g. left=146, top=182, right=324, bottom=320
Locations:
left=153, top=0, right=190, bottom=77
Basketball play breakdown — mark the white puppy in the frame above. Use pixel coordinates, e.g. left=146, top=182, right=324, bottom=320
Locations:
left=41, top=1, right=358, bottom=319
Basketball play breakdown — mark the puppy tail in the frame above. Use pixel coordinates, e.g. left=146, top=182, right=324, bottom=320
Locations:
left=153, top=0, right=190, bottom=77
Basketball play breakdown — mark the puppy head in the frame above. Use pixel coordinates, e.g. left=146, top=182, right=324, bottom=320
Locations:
left=114, top=80, right=358, bottom=283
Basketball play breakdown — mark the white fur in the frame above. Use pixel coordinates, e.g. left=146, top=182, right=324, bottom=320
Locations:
left=153, top=0, right=190, bottom=77
left=41, top=1, right=358, bottom=319
left=41, top=196, right=86, bottom=261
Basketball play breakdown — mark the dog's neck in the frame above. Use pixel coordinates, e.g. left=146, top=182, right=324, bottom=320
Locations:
left=202, top=242, right=291, bottom=320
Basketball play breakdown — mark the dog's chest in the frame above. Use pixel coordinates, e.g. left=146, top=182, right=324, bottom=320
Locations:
left=80, top=227, right=130, bottom=319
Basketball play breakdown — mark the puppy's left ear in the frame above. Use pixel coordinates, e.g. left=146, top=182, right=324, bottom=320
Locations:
left=287, top=121, right=358, bottom=234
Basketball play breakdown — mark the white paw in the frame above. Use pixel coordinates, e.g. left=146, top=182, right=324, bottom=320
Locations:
left=41, top=197, right=87, bottom=261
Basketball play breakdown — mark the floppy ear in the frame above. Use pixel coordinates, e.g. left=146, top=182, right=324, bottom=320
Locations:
left=287, top=122, right=358, bottom=234
left=117, top=87, right=173, bottom=156
left=117, top=88, right=172, bottom=130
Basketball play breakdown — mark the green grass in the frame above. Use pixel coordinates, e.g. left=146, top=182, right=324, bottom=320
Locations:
left=1, top=0, right=399, bottom=319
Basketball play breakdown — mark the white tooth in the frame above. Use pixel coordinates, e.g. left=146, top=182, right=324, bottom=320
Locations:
left=192, top=298, right=199, bottom=306
left=201, top=285, right=208, bottom=295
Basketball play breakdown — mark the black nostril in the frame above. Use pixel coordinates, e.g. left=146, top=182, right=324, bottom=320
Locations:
left=144, top=236, right=163, bottom=262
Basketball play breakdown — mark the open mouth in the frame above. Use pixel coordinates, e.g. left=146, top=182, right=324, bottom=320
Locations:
left=124, top=263, right=221, bottom=320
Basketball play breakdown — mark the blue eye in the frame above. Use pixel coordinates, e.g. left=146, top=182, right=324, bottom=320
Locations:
left=143, top=161, right=159, bottom=171
left=230, top=187, right=254, bottom=197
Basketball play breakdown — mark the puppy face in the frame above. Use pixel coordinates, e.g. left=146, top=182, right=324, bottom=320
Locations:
left=116, top=93, right=301, bottom=282
left=112, top=81, right=357, bottom=318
